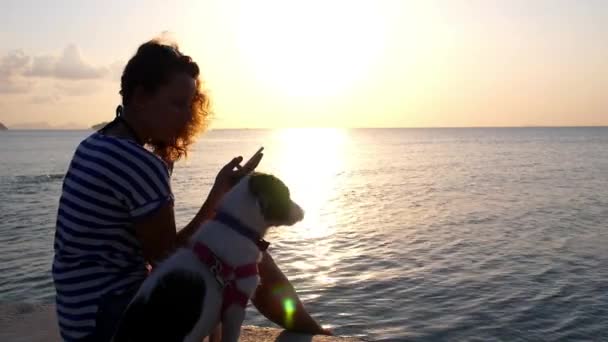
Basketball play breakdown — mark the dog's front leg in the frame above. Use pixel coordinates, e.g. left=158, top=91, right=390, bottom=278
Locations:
left=220, top=305, right=246, bottom=342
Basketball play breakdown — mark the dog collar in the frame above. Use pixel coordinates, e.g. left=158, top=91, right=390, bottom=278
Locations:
left=214, top=211, right=270, bottom=251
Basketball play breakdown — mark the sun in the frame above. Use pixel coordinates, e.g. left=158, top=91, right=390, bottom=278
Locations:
left=233, top=0, right=386, bottom=98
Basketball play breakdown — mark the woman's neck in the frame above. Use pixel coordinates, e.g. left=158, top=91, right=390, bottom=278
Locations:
left=104, top=109, right=148, bottom=145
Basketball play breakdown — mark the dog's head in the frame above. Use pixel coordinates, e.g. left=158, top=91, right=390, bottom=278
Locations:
left=248, top=172, right=304, bottom=227
left=218, top=172, right=304, bottom=231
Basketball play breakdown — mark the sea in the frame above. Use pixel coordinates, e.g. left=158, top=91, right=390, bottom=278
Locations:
left=1, top=127, right=607, bottom=341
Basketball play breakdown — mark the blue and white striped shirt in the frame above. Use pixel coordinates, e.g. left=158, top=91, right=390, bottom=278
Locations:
left=52, top=132, right=173, bottom=341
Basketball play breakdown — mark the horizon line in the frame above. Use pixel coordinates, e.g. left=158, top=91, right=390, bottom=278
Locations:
left=2, top=125, right=608, bottom=131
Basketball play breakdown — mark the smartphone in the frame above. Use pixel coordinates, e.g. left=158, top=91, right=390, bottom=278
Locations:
left=242, top=147, right=264, bottom=170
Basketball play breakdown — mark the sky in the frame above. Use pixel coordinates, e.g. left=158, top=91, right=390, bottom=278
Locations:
left=0, top=0, right=607, bottom=129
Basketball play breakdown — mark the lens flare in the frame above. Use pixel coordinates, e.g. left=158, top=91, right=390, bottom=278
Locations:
left=283, top=298, right=296, bottom=328
left=272, top=285, right=297, bottom=328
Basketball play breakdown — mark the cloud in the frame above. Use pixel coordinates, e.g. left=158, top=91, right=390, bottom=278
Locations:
left=55, top=81, right=101, bottom=96
left=25, top=45, right=107, bottom=80
left=27, top=56, right=55, bottom=77
left=0, top=50, right=30, bottom=77
left=0, top=50, right=33, bottom=93
left=0, top=46, right=112, bottom=96
left=29, top=94, right=60, bottom=104
left=109, top=60, right=124, bottom=81
left=0, top=78, right=32, bottom=94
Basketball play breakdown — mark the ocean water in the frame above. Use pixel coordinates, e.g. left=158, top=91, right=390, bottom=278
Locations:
left=1, top=127, right=607, bottom=341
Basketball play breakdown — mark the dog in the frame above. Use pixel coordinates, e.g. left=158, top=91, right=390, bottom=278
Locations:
left=112, top=172, right=304, bottom=342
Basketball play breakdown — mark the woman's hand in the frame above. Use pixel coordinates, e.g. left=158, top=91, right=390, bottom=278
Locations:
left=177, top=153, right=263, bottom=245
left=320, top=328, right=334, bottom=335
left=210, top=153, right=264, bottom=198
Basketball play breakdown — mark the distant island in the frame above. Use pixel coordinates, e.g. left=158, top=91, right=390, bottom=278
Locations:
left=91, top=121, right=110, bottom=130
left=7, top=122, right=85, bottom=130
left=0, top=123, right=7, bottom=130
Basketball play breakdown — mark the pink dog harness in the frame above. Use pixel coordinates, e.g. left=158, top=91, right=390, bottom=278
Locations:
left=193, top=242, right=258, bottom=313
left=192, top=211, right=269, bottom=313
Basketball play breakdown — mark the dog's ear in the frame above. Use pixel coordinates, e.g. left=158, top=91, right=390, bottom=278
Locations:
left=248, top=173, right=292, bottom=223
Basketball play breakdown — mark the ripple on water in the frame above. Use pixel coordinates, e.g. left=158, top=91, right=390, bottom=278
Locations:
left=3, top=128, right=608, bottom=340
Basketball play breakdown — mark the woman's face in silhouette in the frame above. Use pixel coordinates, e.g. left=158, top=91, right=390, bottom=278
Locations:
left=134, top=71, right=196, bottom=145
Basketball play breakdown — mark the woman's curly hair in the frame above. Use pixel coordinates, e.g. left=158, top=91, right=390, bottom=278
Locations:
left=120, top=39, right=211, bottom=162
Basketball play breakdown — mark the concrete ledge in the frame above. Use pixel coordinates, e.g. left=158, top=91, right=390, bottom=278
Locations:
left=0, top=303, right=364, bottom=341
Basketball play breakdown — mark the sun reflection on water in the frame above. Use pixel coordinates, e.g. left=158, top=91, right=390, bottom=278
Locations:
left=272, top=128, right=349, bottom=239
left=265, top=128, right=353, bottom=288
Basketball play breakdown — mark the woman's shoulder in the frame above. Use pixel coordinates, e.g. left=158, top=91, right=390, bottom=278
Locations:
left=77, top=132, right=169, bottom=175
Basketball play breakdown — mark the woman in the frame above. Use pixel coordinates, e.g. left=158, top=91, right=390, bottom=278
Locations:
left=52, top=39, right=329, bottom=341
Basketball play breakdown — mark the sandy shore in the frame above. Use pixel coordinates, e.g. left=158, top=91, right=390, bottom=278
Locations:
left=0, top=303, right=364, bottom=342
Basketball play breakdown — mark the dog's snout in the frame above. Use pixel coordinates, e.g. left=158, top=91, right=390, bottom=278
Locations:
left=290, top=202, right=304, bottom=223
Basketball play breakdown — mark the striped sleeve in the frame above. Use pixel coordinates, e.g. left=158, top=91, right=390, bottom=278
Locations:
left=79, top=135, right=174, bottom=220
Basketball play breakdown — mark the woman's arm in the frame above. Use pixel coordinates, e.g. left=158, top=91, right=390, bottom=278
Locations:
left=136, top=155, right=261, bottom=265
left=252, top=252, right=330, bottom=335
left=133, top=202, right=177, bottom=266
left=134, top=189, right=220, bottom=265
left=175, top=189, right=222, bottom=246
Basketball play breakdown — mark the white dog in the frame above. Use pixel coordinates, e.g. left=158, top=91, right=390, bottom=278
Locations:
left=112, top=172, right=304, bottom=342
